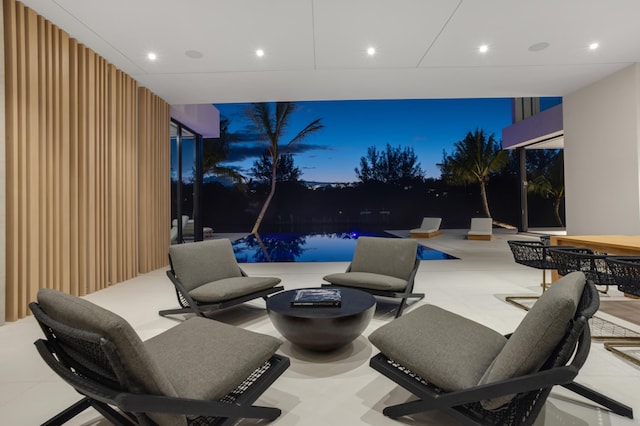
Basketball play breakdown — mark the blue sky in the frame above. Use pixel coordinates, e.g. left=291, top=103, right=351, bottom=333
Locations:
left=213, top=98, right=559, bottom=183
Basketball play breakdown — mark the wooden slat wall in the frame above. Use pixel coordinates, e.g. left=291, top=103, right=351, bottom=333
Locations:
left=4, top=0, right=171, bottom=320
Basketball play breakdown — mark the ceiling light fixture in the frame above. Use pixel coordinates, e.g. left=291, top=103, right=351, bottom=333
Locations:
left=589, top=42, right=599, bottom=50
left=367, top=47, right=376, bottom=56
left=256, top=49, right=265, bottom=57
left=147, top=52, right=157, bottom=61
left=479, top=44, right=489, bottom=53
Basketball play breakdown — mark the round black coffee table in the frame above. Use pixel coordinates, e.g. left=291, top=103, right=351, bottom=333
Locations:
left=266, top=287, right=376, bottom=351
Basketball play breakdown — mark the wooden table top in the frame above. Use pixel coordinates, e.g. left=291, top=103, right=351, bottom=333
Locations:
left=550, top=235, right=640, bottom=253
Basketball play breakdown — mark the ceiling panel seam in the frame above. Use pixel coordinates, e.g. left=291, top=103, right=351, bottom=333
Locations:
left=416, top=0, right=463, bottom=68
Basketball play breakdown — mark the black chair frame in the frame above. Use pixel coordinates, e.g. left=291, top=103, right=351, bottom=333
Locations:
left=30, top=301, right=290, bottom=426
left=369, top=281, right=633, bottom=425
left=549, top=247, right=615, bottom=294
left=323, top=257, right=423, bottom=318
left=605, top=256, right=640, bottom=297
left=507, top=240, right=577, bottom=291
left=505, top=240, right=579, bottom=310
left=160, top=256, right=284, bottom=318
left=602, top=256, right=640, bottom=367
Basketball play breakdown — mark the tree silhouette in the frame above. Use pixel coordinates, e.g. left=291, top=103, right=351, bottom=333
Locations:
left=250, top=150, right=302, bottom=183
left=355, top=143, right=424, bottom=185
left=240, top=233, right=307, bottom=262
left=246, top=102, right=323, bottom=234
left=439, top=129, right=508, bottom=218
left=528, top=150, right=565, bottom=227
left=202, top=118, right=245, bottom=184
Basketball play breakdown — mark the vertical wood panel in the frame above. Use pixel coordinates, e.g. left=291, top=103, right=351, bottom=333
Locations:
left=25, top=7, right=40, bottom=311
left=4, top=0, right=171, bottom=320
left=85, top=47, right=97, bottom=294
left=138, top=88, right=170, bottom=273
left=127, top=74, right=139, bottom=277
left=58, top=29, right=71, bottom=295
left=76, top=42, right=89, bottom=296
left=106, top=61, right=116, bottom=285
left=138, top=91, right=150, bottom=272
left=138, top=92, right=148, bottom=272
left=68, top=38, right=79, bottom=296
left=38, top=15, right=50, bottom=297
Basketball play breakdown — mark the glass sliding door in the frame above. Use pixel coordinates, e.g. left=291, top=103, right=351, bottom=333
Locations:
left=171, top=120, right=203, bottom=243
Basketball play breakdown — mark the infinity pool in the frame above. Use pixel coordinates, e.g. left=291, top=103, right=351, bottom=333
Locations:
left=231, top=232, right=457, bottom=263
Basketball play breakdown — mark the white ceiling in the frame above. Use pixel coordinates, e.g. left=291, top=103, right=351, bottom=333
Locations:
left=19, top=0, right=640, bottom=105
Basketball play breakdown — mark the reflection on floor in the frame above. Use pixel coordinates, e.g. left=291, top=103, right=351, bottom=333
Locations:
left=1, top=228, right=639, bottom=425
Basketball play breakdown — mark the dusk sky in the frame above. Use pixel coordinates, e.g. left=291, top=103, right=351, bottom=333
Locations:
left=213, top=97, right=560, bottom=183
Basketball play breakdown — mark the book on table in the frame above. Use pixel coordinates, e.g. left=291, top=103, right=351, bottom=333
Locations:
left=291, top=288, right=342, bottom=307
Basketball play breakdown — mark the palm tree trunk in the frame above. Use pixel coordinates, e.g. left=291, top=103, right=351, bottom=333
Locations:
left=251, top=158, right=278, bottom=234
left=253, top=232, right=272, bottom=262
left=553, top=197, right=564, bottom=227
left=480, top=181, right=492, bottom=218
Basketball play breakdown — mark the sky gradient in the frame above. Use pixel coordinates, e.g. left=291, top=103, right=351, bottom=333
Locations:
left=213, top=98, right=559, bottom=183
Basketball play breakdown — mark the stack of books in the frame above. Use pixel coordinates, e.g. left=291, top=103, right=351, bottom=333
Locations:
left=291, top=288, right=342, bottom=307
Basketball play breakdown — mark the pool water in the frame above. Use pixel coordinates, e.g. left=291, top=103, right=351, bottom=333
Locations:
left=232, top=232, right=457, bottom=263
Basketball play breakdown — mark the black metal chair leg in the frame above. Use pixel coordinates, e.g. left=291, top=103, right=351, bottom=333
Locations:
left=42, top=397, right=92, bottom=426
left=563, top=381, right=634, bottom=419
left=88, top=399, right=138, bottom=425
left=383, top=399, right=428, bottom=418
left=395, top=298, right=408, bottom=318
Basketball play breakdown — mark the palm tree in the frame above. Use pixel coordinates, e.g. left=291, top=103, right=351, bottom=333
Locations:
left=202, top=118, right=245, bottom=184
left=439, top=129, right=509, bottom=218
left=246, top=102, right=323, bottom=234
left=528, top=150, right=565, bottom=227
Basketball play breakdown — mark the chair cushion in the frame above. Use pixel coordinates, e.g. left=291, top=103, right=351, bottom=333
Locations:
left=322, top=272, right=408, bottom=291
left=144, top=317, right=283, bottom=401
left=478, top=271, right=586, bottom=409
left=350, top=236, right=418, bottom=280
left=169, top=239, right=243, bottom=291
left=412, top=217, right=442, bottom=233
left=369, top=304, right=507, bottom=391
left=468, top=218, right=493, bottom=235
left=188, top=276, right=281, bottom=303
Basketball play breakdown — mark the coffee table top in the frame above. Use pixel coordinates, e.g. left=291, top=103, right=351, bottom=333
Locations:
left=267, top=287, right=376, bottom=319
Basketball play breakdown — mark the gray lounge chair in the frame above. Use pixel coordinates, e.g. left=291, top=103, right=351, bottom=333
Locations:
left=322, top=236, right=423, bottom=318
left=30, top=288, right=290, bottom=426
left=367, top=272, right=633, bottom=424
left=161, top=239, right=284, bottom=318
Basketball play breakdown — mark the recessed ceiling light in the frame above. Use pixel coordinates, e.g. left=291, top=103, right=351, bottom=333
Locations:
left=479, top=44, right=489, bottom=53
left=185, top=50, right=203, bottom=59
left=367, top=47, right=376, bottom=56
left=147, top=52, right=157, bottom=61
left=528, top=42, right=550, bottom=52
left=589, top=42, right=599, bottom=50
left=256, top=49, right=265, bottom=57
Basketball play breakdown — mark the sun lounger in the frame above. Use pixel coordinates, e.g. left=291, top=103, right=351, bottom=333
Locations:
left=409, top=217, right=442, bottom=238
left=467, top=217, right=493, bottom=240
